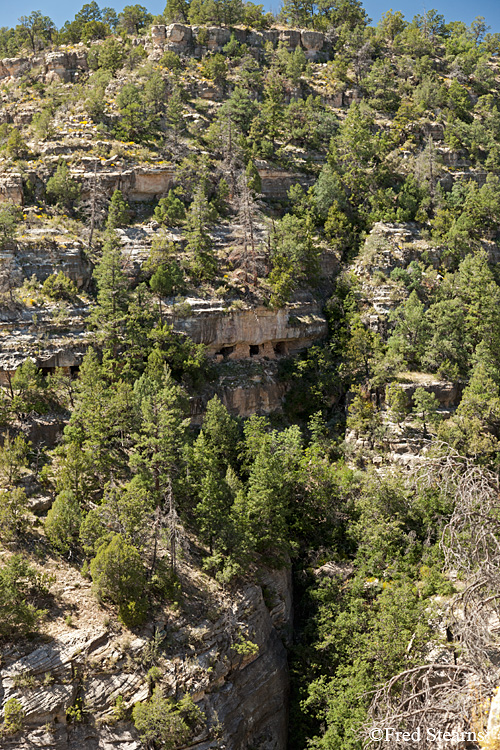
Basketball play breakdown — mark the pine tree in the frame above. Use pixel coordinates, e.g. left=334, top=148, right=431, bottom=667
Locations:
left=190, top=397, right=240, bottom=554
left=412, top=388, right=440, bottom=437
left=6, top=128, right=28, bottom=159
left=132, top=364, right=188, bottom=573
left=106, top=189, right=130, bottom=230
left=81, top=161, right=109, bottom=251
left=11, top=359, right=47, bottom=416
left=166, top=85, right=184, bottom=148
left=91, top=231, right=130, bottom=358
left=262, top=69, right=285, bottom=147
left=185, top=187, right=216, bottom=280
left=46, top=161, right=80, bottom=211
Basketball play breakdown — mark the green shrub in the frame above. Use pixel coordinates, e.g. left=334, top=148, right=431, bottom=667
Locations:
left=0, top=488, right=29, bottom=541
left=154, top=190, right=186, bottom=226
left=45, top=491, right=82, bottom=554
left=42, top=272, right=78, bottom=301
left=2, top=698, right=25, bottom=734
left=0, top=204, right=22, bottom=242
left=0, top=555, right=48, bottom=639
left=90, top=535, right=148, bottom=627
left=5, top=128, right=28, bottom=159
left=132, top=688, right=191, bottom=748
left=149, top=557, right=181, bottom=602
left=107, top=189, right=130, bottom=229
left=46, top=161, right=80, bottom=210
left=79, top=508, right=109, bottom=556
left=201, top=53, right=227, bottom=82
left=150, top=262, right=184, bottom=297
left=32, top=108, right=54, bottom=140
left=11, top=359, right=48, bottom=415
left=88, top=38, right=125, bottom=74
left=160, top=50, right=181, bottom=70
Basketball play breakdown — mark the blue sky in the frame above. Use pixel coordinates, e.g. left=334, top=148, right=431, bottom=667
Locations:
left=1, top=0, right=499, bottom=33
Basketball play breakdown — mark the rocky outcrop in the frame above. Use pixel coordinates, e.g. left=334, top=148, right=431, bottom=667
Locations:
left=43, top=49, right=88, bottom=82
left=0, top=49, right=88, bottom=83
left=77, top=165, right=177, bottom=202
left=352, top=222, right=442, bottom=330
left=219, top=374, right=287, bottom=418
left=80, top=162, right=311, bottom=202
left=0, top=307, right=89, bottom=376
left=354, top=222, right=442, bottom=280
left=0, top=57, right=30, bottom=79
left=0, top=566, right=292, bottom=750
left=189, top=359, right=288, bottom=422
left=168, top=298, right=327, bottom=359
left=15, top=231, right=92, bottom=287
left=149, top=23, right=329, bottom=60
left=395, top=379, right=463, bottom=409
left=0, top=174, right=24, bottom=204
left=256, top=162, right=316, bottom=200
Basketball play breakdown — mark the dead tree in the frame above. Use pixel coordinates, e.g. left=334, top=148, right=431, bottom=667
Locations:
left=166, top=476, right=181, bottom=575
left=235, top=171, right=260, bottom=285
left=81, top=160, right=108, bottom=254
left=364, top=450, right=500, bottom=747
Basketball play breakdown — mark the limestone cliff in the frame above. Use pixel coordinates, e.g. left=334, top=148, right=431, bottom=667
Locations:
left=0, top=559, right=292, bottom=750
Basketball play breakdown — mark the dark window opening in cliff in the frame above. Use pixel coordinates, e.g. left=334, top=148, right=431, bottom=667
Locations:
left=70, top=365, right=80, bottom=376
left=217, top=346, right=235, bottom=358
left=40, top=366, right=56, bottom=378
left=274, top=342, right=286, bottom=355
left=249, top=345, right=259, bottom=356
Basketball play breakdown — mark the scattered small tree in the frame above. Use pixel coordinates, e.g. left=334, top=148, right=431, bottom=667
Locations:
left=46, top=161, right=80, bottom=211
left=42, top=272, right=78, bottom=301
left=385, top=382, right=410, bottom=426
left=45, top=491, right=82, bottom=554
left=2, top=698, right=25, bottom=734
left=154, top=190, right=186, bottom=226
left=11, top=359, right=47, bottom=415
left=132, top=687, right=191, bottom=748
left=412, top=387, right=440, bottom=436
left=107, top=189, right=130, bottom=229
left=0, top=555, right=48, bottom=638
left=90, top=534, right=148, bottom=626
left=5, top=128, right=28, bottom=160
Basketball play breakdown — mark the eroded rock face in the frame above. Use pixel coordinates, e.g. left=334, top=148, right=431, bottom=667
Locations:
left=77, top=162, right=308, bottom=202
left=169, top=299, right=327, bottom=359
left=16, top=233, right=92, bottom=286
left=0, top=57, right=30, bottom=79
left=149, top=23, right=329, bottom=60
left=0, top=49, right=88, bottom=82
left=396, top=380, right=463, bottom=409
left=78, top=166, right=176, bottom=202
left=0, top=306, right=89, bottom=374
left=0, top=568, right=292, bottom=750
left=300, top=30, right=324, bottom=51
left=0, top=174, right=24, bottom=204
left=257, top=163, right=316, bottom=200
left=44, top=50, right=88, bottom=82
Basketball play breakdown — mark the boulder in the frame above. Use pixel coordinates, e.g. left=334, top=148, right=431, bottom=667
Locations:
left=166, top=22, right=192, bottom=45
left=150, top=24, right=166, bottom=45
left=300, top=30, right=324, bottom=50
left=206, top=26, right=232, bottom=49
